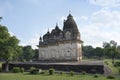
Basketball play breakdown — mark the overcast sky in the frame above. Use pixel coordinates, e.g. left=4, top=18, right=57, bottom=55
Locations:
left=0, top=0, right=120, bottom=49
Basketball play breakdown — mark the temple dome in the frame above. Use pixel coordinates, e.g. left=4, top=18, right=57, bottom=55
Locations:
left=50, top=24, right=62, bottom=37
left=63, top=13, right=79, bottom=32
left=43, top=31, right=50, bottom=40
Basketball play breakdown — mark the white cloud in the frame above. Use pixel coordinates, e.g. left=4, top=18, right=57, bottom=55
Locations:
left=89, top=0, right=120, bottom=7
left=80, top=9, right=120, bottom=47
left=79, top=16, right=88, bottom=21
left=9, top=31, right=14, bottom=36
left=57, top=16, right=66, bottom=22
left=28, top=33, right=40, bottom=49
left=58, top=16, right=88, bottom=23
left=91, top=9, right=120, bottom=29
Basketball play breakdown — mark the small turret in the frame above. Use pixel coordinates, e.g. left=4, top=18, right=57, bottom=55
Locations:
left=39, top=36, right=42, bottom=42
left=43, top=30, right=51, bottom=42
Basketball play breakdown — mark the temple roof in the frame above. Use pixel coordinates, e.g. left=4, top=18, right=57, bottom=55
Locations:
left=40, top=13, right=82, bottom=44
left=63, top=13, right=79, bottom=32
left=50, top=24, right=62, bottom=37
left=43, top=31, right=50, bottom=39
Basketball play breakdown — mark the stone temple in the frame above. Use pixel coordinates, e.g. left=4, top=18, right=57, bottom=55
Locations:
left=38, top=13, right=83, bottom=61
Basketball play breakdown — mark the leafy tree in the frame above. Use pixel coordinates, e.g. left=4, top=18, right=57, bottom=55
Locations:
left=0, top=24, right=20, bottom=71
left=117, top=45, right=120, bottom=58
left=12, top=46, right=23, bottom=61
left=93, top=47, right=104, bottom=60
left=82, top=45, right=94, bottom=58
left=21, top=46, right=34, bottom=61
left=103, top=42, right=110, bottom=48
left=103, top=40, right=119, bottom=64
left=33, top=49, right=39, bottom=61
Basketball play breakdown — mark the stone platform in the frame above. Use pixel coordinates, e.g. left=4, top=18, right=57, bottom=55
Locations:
left=2, top=61, right=104, bottom=74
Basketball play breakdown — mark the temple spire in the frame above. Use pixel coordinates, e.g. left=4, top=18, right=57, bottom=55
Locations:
left=67, top=10, right=73, bottom=18
left=56, top=22, right=58, bottom=26
left=69, top=10, right=71, bottom=14
left=47, top=28, right=50, bottom=33
left=39, top=36, right=42, bottom=42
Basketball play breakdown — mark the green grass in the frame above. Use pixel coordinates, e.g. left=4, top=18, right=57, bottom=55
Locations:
left=104, top=59, right=120, bottom=74
left=0, top=73, right=119, bottom=80
left=0, top=62, right=3, bottom=69
left=84, top=58, right=120, bottom=75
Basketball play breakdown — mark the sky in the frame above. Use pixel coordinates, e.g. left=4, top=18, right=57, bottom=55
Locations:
left=0, top=0, right=120, bottom=49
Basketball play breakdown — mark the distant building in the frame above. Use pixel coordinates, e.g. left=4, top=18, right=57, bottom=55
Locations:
left=38, top=13, right=83, bottom=61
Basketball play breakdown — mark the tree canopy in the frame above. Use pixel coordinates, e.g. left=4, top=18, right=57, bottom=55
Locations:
left=0, top=24, right=20, bottom=71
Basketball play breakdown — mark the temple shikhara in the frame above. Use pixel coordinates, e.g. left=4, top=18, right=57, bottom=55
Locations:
left=38, top=13, right=83, bottom=61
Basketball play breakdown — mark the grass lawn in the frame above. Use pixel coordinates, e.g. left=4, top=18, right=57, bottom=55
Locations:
left=0, top=73, right=119, bottom=80
left=104, top=59, right=120, bottom=74
left=0, top=62, right=3, bottom=69
left=0, top=60, right=120, bottom=80
left=84, top=59, right=120, bottom=75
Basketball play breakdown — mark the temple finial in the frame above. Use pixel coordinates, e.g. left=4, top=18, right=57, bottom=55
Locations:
left=56, top=22, right=58, bottom=26
left=47, top=28, right=50, bottom=33
left=68, top=10, right=72, bottom=18
left=69, top=10, right=71, bottom=14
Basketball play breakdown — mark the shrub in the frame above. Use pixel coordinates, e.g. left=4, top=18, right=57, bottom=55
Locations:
left=118, top=68, right=120, bottom=73
left=107, top=75, right=115, bottom=79
left=114, top=62, right=120, bottom=67
left=60, top=71, right=63, bottom=75
left=0, top=68, right=2, bottom=72
left=40, top=71, right=45, bottom=74
left=94, top=74, right=99, bottom=78
left=113, top=64, right=117, bottom=67
left=49, top=68, right=54, bottom=75
left=70, top=71, right=74, bottom=76
left=82, top=71, right=86, bottom=75
left=104, top=61, right=108, bottom=65
left=30, top=67, right=38, bottom=74
left=20, top=68, right=24, bottom=73
left=13, top=67, right=20, bottom=73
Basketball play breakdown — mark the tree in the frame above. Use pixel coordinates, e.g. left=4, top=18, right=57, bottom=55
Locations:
left=82, top=45, right=94, bottom=58
left=0, top=25, right=20, bottom=71
left=33, top=49, right=39, bottom=61
left=22, top=46, right=34, bottom=61
left=103, top=42, right=110, bottom=48
left=103, top=40, right=119, bottom=64
left=93, top=47, right=104, bottom=60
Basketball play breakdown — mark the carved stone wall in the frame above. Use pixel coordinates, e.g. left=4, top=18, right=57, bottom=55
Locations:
left=39, top=42, right=82, bottom=61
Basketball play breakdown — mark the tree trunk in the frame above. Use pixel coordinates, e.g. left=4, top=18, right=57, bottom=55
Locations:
left=5, top=61, right=9, bottom=72
left=112, top=57, right=115, bottom=64
left=112, top=53, right=115, bottom=64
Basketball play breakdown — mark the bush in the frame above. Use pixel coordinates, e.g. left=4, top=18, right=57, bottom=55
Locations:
left=0, top=68, right=2, bottom=72
left=40, top=71, right=45, bottom=74
left=30, top=67, right=39, bottom=74
left=107, top=75, right=115, bottom=79
left=113, top=64, right=117, bottom=67
left=104, top=61, right=108, bottom=65
left=49, top=68, right=54, bottom=75
left=13, top=67, right=20, bottom=73
left=60, top=71, right=63, bottom=75
left=82, top=71, right=86, bottom=75
left=94, top=74, right=99, bottom=78
left=20, top=68, right=24, bottom=73
left=118, top=68, right=120, bottom=73
left=114, top=62, right=120, bottom=67
left=70, top=71, right=74, bottom=76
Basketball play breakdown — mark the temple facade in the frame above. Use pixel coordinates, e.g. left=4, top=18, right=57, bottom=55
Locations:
left=38, top=13, right=83, bottom=61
